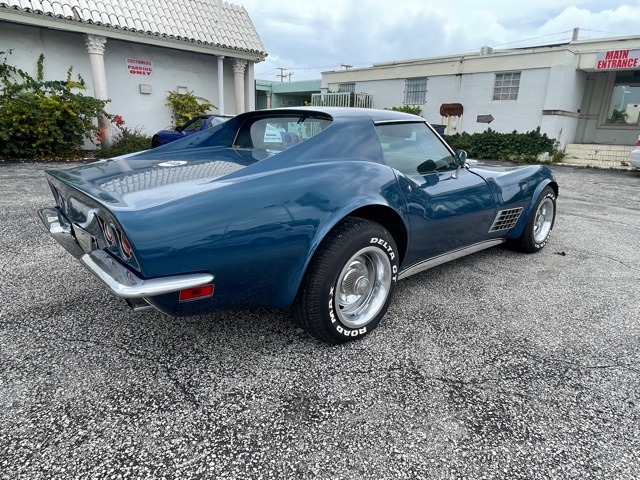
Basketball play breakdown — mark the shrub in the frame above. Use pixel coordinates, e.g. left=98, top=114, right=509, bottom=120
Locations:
left=389, top=105, right=422, bottom=116
left=165, top=90, right=215, bottom=127
left=444, top=127, right=560, bottom=163
left=0, top=51, right=109, bottom=159
left=94, top=115, right=151, bottom=158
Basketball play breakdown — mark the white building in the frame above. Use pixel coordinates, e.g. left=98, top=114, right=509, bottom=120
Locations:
left=0, top=0, right=266, bottom=145
left=322, top=35, right=640, bottom=151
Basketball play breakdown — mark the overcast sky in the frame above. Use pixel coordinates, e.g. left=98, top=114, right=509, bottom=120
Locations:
left=239, top=0, right=640, bottom=81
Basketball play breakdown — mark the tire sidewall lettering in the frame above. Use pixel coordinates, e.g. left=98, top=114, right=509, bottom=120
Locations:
left=326, top=234, right=398, bottom=338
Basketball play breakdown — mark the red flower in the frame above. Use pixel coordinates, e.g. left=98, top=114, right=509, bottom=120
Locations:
left=94, top=127, right=106, bottom=143
left=113, top=114, right=124, bottom=127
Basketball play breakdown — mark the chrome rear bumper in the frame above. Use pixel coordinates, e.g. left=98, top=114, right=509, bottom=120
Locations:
left=38, top=207, right=214, bottom=299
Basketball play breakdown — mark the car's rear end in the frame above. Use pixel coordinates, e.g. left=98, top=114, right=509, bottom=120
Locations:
left=36, top=140, right=331, bottom=316
left=39, top=167, right=216, bottom=312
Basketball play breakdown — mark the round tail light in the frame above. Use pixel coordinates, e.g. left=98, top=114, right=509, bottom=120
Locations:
left=118, top=229, right=133, bottom=259
left=98, top=217, right=116, bottom=246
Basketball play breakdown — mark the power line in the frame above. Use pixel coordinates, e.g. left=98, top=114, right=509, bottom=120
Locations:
left=492, top=30, right=573, bottom=48
left=581, top=28, right=638, bottom=36
left=256, top=61, right=373, bottom=76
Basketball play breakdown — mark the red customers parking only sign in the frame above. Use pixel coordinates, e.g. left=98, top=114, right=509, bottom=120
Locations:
left=125, top=58, right=153, bottom=76
left=596, top=50, right=640, bottom=70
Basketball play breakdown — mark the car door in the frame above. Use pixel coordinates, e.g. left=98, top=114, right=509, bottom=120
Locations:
left=375, top=122, right=496, bottom=268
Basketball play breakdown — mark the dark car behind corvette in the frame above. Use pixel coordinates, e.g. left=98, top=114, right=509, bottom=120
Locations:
left=150, top=114, right=233, bottom=148
left=39, top=107, right=558, bottom=344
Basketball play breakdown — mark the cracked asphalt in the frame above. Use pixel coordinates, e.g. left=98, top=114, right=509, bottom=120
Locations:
left=1, top=162, right=639, bottom=479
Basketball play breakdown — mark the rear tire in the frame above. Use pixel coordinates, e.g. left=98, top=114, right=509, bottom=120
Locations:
left=509, top=186, right=556, bottom=253
left=292, top=217, right=399, bottom=344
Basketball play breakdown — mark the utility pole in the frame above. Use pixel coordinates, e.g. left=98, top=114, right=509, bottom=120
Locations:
left=341, top=64, right=352, bottom=70
left=572, top=27, right=580, bottom=41
left=276, top=68, right=288, bottom=82
left=286, top=72, right=294, bottom=82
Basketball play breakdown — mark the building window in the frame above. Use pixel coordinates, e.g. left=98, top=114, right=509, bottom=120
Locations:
left=338, top=83, right=355, bottom=93
left=405, top=77, right=427, bottom=105
left=605, top=73, right=640, bottom=124
left=493, top=72, right=520, bottom=101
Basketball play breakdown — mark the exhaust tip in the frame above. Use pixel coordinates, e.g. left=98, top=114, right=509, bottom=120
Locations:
left=125, top=297, right=155, bottom=313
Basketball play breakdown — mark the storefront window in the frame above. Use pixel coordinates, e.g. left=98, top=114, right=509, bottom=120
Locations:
left=605, top=73, right=640, bottom=124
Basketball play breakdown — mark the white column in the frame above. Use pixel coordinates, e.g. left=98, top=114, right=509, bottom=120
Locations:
left=85, top=34, right=111, bottom=148
left=244, top=61, right=255, bottom=111
left=217, top=56, right=225, bottom=114
left=233, top=59, right=247, bottom=114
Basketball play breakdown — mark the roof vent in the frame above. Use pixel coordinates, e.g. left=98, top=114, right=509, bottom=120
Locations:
left=480, top=46, right=494, bottom=56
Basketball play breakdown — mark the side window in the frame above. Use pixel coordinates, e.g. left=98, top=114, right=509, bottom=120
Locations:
left=184, top=117, right=206, bottom=130
left=375, top=122, right=455, bottom=175
left=205, top=117, right=227, bottom=129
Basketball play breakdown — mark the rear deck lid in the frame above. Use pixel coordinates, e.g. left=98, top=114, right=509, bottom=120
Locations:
left=47, top=147, right=265, bottom=210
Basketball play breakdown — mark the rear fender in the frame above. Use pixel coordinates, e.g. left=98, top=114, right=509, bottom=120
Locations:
left=288, top=191, right=408, bottom=305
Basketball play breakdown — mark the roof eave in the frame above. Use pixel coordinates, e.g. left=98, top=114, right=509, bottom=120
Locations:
left=0, top=9, right=267, bottom=61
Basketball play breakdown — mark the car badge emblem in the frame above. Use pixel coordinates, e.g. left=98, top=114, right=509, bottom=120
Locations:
left=157, top=160, right=187, bottom=167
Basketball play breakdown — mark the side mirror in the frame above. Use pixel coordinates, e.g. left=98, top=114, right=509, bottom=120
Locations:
left=451, top=149, right=468, bottom=180
left=454, top=149, right=468, bottom=166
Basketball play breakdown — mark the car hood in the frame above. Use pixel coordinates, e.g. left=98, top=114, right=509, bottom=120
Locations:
left=469, top=162, right=550, bottom=181
left=468, top=162, right=556, bottom=205
left=47, top=147, right=266, bottom=210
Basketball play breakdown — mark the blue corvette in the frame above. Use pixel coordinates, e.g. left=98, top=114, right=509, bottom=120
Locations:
left=150, top=114, right=233, bottom=148
left=39, top=108, right=558, bottom=344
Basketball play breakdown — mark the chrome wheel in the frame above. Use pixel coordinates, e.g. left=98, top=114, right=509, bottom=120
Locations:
left=533, top=197, right=554, bottom=243
left=335, top=246, right=392, bottom=329
left=293, top=217, right=399, bottom=343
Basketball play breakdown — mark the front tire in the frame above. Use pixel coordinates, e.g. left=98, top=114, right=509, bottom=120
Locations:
left=292, top=217, right=399, bottom=344
left=151, top=136, right=162, bottom=148
left=509, top=186, right=556, bottom=253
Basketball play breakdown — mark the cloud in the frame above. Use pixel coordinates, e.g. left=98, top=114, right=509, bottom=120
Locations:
left=242, top=0, right=640, bottom=80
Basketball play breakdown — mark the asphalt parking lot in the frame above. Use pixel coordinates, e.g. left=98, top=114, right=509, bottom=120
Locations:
left=1, top=162, right=639, bottom=479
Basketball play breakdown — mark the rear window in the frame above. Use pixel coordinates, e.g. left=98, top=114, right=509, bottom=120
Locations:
left=234, top=115, right=331, bottom=155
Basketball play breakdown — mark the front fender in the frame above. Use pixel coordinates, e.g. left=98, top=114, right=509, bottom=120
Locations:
left=507, top=174, right=558, bottom=239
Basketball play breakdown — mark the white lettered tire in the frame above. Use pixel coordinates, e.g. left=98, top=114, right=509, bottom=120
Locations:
left=292, top=217, right=399, bottom=344
left=509, top=186, right=556, bottom=253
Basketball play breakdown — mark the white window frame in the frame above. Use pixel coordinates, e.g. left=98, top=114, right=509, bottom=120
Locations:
left=405, top=77, right=427, bottom=105
left=338, top=83, right=355, bottom=93
left=493, top=72, right=521, bottom=101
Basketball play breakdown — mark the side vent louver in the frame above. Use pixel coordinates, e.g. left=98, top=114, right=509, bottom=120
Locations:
left=489, top=207, right=523, bottom=232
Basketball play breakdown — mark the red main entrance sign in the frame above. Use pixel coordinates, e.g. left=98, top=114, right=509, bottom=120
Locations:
left=596, top=50, right=640, bottom=70
left=125, top=58, right=153, bottom=76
